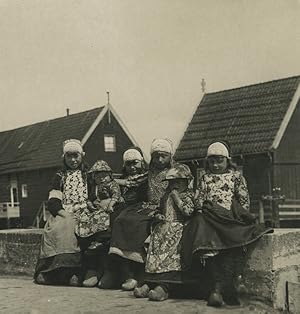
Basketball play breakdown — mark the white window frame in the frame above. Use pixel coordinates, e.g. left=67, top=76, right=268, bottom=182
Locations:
left=21, top=184, right=28, bottom=198
left=104, top=134, right=116, bottom=152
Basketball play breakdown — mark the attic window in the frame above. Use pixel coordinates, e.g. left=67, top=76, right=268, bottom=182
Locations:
left=18, top=142, right=24, bottom=149
left=104, top=135, right=116, bottom=152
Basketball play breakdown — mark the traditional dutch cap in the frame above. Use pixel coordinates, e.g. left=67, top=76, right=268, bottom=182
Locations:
left=123, top=148, right=143, bottom=162
left=206, top=141, right=231, bottom=159
left=164, top=164, right=193, bottom=181
left=89, top=160, right=112, bottom=173
left=63, top=139, right=84, bottom=156
left=150, top=138, right=173, bottom=155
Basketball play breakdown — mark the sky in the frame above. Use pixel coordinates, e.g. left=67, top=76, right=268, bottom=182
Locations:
left=0, top=0, right=300, bottom=154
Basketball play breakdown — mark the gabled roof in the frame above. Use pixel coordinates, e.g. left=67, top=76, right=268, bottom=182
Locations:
left=0, top=105, right=138, bottom=174
left=0, top=107, right=104, bottom=173
left=175, top=75, right=300, bottom=161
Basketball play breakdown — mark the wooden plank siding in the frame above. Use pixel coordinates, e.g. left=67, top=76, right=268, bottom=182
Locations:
left=0, top=174, right=11, bottom=202
left=0, top=111, right=135, bottom=228
left=243, top=154, right=272, bottom=202
left=273, top=99, right=300, bottom=223
left=84, top=112, right=134, bottom=174
left=17, top=168, right=57, bottom=227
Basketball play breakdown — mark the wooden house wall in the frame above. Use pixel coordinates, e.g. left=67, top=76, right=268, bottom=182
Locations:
left=243, top=155, right=272, bottom=201
left=18, top=168, right=56, bottom=227
left=84, top=112, right=134, bottom=174
left=0, top=110, right=136, bottom=228
left=0, top=174, right=11, bottom=202
left=274, top=100, right=300, bottom=200
left=0, top=168, right=56, bottom=227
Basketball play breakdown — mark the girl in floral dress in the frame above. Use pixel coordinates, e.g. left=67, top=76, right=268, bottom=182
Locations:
left=181, top=141, right=272, bottom=307
left=134, top=164, right=195, bottom=301
left=74, top=160, right=123, bottom=288
left=107, top=140, right=175, bottom=291
left=75, top=160, right=123, bottom=240
left=34, top=139, right=89, bottom=286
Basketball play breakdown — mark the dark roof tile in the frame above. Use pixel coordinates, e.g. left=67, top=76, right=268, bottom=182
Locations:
left=0, top=107, right=103, bottom=173
left=175, top=75, right=300, bottom=160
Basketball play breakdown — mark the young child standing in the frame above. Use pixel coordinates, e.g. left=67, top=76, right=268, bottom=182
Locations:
left=134, top=164, right=195, bottom=301
left=75, top=160, right=123, bottom=242
left=34, top=139, right=89, bottom=286
left=182, top=141, right=272, bottom=307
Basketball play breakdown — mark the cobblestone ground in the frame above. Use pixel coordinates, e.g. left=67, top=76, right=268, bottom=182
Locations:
left=0, top=276, right=281, bottom=314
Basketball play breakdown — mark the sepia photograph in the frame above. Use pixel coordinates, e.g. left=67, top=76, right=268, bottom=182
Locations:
left=0, top=0, right=300, bottom=313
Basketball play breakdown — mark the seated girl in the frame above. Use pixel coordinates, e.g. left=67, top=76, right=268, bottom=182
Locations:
left=107, top=140, right=175, bottom=291
left=181, top=141, right=273, bottom=307
left=75, top=160, right=123, bottom=287
left=75, top=159, right=123, bottom=241
left=34, top=139, right=88, bottom=286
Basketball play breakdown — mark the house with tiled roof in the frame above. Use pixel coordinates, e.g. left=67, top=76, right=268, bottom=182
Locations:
left=0, top=105, right=138, bottom=228
left=175, top=75, right=300, bottom=225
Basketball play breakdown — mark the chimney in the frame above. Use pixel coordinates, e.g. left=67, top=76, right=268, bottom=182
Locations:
left=66, top=108, right=70, bottom=116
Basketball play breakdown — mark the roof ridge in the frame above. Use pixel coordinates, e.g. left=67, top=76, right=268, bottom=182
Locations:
left=175, top=75, right=300, bottom=159
left=0, top=106, right=104, bottom=134
left=206, top=74, right=300, bottom=96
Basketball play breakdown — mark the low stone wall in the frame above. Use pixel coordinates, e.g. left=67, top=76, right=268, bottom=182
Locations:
left=0, top=229, right=42, bottom=276
left=244, top=229, right=300, bottom=310
left=0, top=228, right=299, bottom=310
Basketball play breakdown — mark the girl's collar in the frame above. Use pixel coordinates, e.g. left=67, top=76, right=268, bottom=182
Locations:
left=207, top=168, right=233, bottom=175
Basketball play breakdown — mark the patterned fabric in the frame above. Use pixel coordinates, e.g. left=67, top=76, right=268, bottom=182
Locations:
left=147, top=168, right=169, bottom=205
left=145, top=190, right=194, bottom=273
left=177, top=190, right=195, bottom=217
left=196, top=169, right=250, bottom=211
left=97, top=180, right=122, bottom=203
left=122, top=173, right=148, bottom=205
left=123, top=148, right=143, bottom=162
left=62, top=170, right=88, bottom=213
left=150, top=138, right=173, bottom=155
left=165, top=164, right=193, bottom=180
left=207, top=142, right=229, bottom=158
left=89, top=160, right=112, bottom=173
left=63, top=139, right=83, bottom=155
left=75, top=200, right=111, bottom=238
left=75, top=180, right=123, bottom=237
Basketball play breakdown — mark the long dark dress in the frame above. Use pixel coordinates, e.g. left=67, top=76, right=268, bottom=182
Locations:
left=181, top=169, right=273, bottom=269
left=109, top=168, right=170, bottom=263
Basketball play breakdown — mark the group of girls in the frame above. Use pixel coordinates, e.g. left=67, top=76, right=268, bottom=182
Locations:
left=34, top=138, right=272, bottom=307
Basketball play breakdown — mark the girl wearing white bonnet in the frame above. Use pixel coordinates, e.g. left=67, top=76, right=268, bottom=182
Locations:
left=181, top=140, right=272, bottom=307
left=34, top=139, right=88, bottom=286
left=108, top=139, right=176, bottom=292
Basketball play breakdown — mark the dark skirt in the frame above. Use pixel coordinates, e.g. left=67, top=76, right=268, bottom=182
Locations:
left=110, top=202, right=154, bottom=254
left=34, top=213, right=82, bottom=281
left=181, top=200, right=273, bottom=268
left=34, top=253, right=81, bottom=280
left=144, top=268, right=205, bottom=285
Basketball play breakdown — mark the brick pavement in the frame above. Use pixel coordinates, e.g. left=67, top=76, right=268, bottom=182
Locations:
left=0, top=276, right=280, bottom=314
